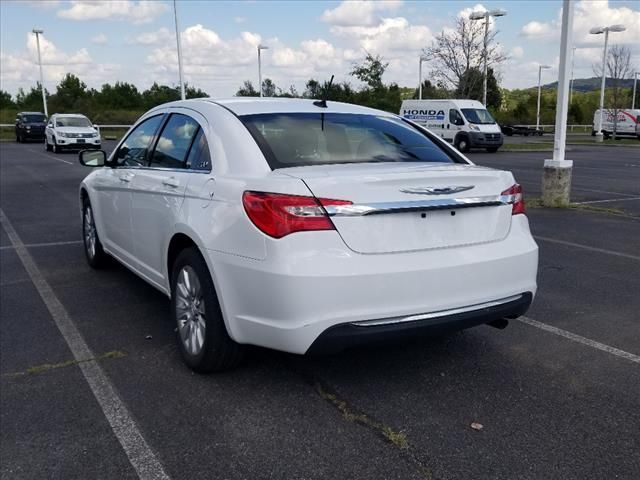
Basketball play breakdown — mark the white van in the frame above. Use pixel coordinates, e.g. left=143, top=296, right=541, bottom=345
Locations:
left=400, top=99, right=503, bottom=153
left=592, top=109, right=640, bottom=138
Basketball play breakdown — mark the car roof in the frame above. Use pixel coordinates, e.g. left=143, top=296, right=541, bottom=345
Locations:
left=53, top=113, right=89, bottom=118
left=156, top=98, right=396, bottom=117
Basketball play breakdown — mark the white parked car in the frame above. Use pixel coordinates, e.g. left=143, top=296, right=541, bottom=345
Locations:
left=78, top=98, right=538, bottom=372
left=45, top=113, right=101, bottom=153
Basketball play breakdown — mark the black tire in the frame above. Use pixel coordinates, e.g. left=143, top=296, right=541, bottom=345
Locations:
left=82, top=199, right=109, bottom=268
left=454, top=135, right=470, bottom=153
left=16, top=133, right=21, bottom=143
left=591, top=130, right=596, bottom=136
left=45, top=138, right=51, bottom=151
left=52, top=138, right=60, bottom=153
left=171, top=247, right=244, bottom=373
left=486, top=147, right=499, bottom=153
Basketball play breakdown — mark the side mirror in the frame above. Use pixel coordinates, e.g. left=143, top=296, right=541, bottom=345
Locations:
left=79, top=149, right=107, bottom=167
left=47, top=123, right=53, bottom=128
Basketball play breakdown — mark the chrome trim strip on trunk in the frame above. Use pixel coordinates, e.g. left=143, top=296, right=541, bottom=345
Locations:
left=351, top=294, right=524, bottom=327
left=324, top=194, right=517, bottom=217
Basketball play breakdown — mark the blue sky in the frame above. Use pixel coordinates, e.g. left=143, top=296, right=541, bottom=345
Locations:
left=1, top=1, right=638, bottom=98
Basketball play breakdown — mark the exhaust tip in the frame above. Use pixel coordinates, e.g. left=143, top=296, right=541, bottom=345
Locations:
left=487, top=318, right=509, bottom=330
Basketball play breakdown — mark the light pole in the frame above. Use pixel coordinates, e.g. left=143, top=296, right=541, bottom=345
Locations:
left=590, top=24, right=626, bottom=142
left=32, top=29, right=48, bottom=117
left=173, top=0, right=185, bottom=100
left=541, top=0, right=574, bottom=207
left=569, top=47, right=576, bottom=105
left=257, top=44, right=269, bottom=97
left=536, top=65, right=551, bottom=131
left=632, top=72, right=638, bottom=110
left=418, top=55, right=428, bottom=99
left=469, top=9, right=507, bottom=106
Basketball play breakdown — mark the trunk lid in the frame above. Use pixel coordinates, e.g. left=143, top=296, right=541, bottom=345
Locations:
left=279, top=162, right=516, bottom=254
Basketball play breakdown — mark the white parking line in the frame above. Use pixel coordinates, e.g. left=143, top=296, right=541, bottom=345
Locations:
left=26, top=148, right=73, bottom=164
left=0, top=209, right=170, bottom=480
left=0, top=240, right=83, bottom=251
left=534, top=235, right=640, bottom=261
left=518, top=316, right=640, bottom=364
left=572, top=196, right=640, bottom=205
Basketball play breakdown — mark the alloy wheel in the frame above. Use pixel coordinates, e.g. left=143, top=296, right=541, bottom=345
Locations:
left=175, top=266, right=206, bottom=356
left=83, top=205, right=97, bottom=259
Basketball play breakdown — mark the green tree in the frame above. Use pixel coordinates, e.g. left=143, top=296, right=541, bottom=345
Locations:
left=0, top=90, right=16, bottom=109
left=52, top=73, right=88, bottom=110
left=185, top=85, right=208, bottom=99
left=350, top=53, right=388, bottom=90
left=15, top=85, right=48, bottom=112
left=141, top=82, right=181, bottom=109
left=262, top=78, right=277, bottom=97
left=236, top=80, right=258, bottom=97
left=455, top=67, right=501, bottom=108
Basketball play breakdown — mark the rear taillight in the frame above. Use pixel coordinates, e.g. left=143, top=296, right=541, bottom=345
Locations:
left=242, top=191, right=352, bottom=238
left=501, top=184, right=525, bottom=215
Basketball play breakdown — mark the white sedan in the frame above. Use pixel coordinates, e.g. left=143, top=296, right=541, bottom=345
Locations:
left=78, top=98, right=538, bottom=372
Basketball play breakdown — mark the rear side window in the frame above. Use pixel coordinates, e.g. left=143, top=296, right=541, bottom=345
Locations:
left=241, top=113, right=455, bottom=169
left=186, top=129, right=211, bottom=171
left=150, top=114, right=199, bottom=169
left=114, top=115, right=164, bottom=167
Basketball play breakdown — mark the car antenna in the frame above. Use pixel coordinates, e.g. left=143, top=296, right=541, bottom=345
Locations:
left=313, top=75, right=334, bottom=109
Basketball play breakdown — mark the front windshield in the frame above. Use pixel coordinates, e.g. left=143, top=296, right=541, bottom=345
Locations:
left=461, top=108, right=495, bottom=125
left=241, top=113, right=456, bottom=169
left=56, top=117, right=92, bottom=128
left=24, top=114, right=46, bottom=123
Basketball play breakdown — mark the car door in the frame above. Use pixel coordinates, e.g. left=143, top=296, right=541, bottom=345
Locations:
left=129, top=111, right=205, bottom=285
left=92, top=114, right=165, bottom=265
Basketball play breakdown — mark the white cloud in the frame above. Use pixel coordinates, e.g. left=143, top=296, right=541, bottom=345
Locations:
left=0, top=33, right=120, bottom=93
left=511, top=46, right=524, bottom=59
left=91, top=33, right=108, bottom=45
left=321, top=0, right=403, bottom=27
left=127, top=28, right=174, bottom=46
left=520, top=0, right=640, bottom=46
left=57, top=0, right=168, bottom=24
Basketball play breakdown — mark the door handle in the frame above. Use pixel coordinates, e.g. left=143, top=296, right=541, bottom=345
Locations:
left=446, top=124, right=450, bottom=129
left=162, top=177, right=180, bottom=188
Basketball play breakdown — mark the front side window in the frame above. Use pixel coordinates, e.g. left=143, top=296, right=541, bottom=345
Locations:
left=461, top=108, right=495, bottom=125
left=114, top=115, right=164, bottom=167
left=186, top=129, right=211, bottom=171
left=241, top=113, right=456, bottom=170
left=150, top=114, right=199, bottom=169
left=449, top=109, right=464, bottom=126
left=55, top=117, right=92, bottom=128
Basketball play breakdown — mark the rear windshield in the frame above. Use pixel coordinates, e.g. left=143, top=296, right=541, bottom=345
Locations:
left=56, top=117, right=91, bottom=128
left=240, top=113, right=456, bottom=169
left=23, top=114, right=46, bottom=123
left=461, top=108, right=495, bottom=125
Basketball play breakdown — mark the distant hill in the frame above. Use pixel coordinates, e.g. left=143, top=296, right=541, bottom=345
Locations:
left=541, top=76, right=635, bottom=92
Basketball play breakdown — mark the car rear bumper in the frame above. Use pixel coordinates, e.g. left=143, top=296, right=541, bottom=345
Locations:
left=307, top=292, right=532, bottom=354
left=205, top=215, right=538, bottom=355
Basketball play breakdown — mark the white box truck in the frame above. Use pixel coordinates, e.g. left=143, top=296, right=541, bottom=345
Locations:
left=592, top=109, right=640, bottom=138
left=399, top=99, right=503, bottom=153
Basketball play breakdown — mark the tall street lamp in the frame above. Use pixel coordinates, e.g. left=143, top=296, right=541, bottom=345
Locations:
left=418, top=54, right=428, bottom=99
left=469, top=9, right=507, bottom=106
left=569, top=47, right=576, bottom=105
left=536, top=65, right=551, bottom=131
left=632, top=71, right=638, bottom=110
left=590, top=24, right=626, bottom=142
left=173, top=0, right=185, bottom=100
left=257, top=44, right=269, bottom=97
left=32, top=29, right=48, bottom=117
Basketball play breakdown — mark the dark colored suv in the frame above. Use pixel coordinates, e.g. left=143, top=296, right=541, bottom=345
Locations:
left=15, top=112, right=47, bottom=143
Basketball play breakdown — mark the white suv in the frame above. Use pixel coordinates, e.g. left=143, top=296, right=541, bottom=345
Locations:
left=45, top=113, right=101, bottom=153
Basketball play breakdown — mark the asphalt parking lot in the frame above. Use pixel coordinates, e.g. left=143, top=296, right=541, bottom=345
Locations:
left=1, top=140, right=639, bottom=480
